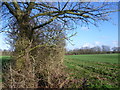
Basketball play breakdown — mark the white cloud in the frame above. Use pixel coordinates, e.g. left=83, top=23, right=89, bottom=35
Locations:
left=82, top=43, right=94, bottom=48
left=95, top=41, right=101, bottom=46
left=82, top=41, right=102, bottom=48
left=80, top=27, right=89, bottom=31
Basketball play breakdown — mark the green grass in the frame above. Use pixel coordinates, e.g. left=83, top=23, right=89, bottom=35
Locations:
left=0, top=56, right=11, bottom=83
left=65, top=54, right=118, bottom=64
left=0, top=56, right=11, bottom=67
left=64, top=53, right=119, bottom=88
left=0, top=54, right=119, bottom=88
left=0, top=56, right=11, bottom=60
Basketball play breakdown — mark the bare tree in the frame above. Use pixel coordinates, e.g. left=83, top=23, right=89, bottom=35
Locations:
left=0, top=1, right=117, bottom=88
left=102, top=45, right=110, bottom=53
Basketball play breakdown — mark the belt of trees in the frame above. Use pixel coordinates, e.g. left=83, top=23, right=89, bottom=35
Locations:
left=66, top=46, right=120, bottom=55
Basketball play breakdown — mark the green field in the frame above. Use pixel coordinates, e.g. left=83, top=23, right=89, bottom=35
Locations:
left=0, top=54, right=119, bottom=88
left=0, top=56, right=11, bottom=83
left=64, top=53, right=119, bottom=88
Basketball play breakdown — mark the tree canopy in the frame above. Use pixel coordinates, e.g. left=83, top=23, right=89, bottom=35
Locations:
left=1, top=2, right=117, bottom=33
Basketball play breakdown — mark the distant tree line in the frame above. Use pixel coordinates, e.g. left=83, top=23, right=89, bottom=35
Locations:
left=1, top=45, right=120, bottom=56
left=0, top=49, right=12, bottom=56
left=66, top=45, right=120, bottom=55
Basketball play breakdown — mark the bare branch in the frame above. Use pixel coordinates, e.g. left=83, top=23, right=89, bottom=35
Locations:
left=12, top=1, right=21, bottom=11
left=32, top=15, right=58, bottom=30
left=61, top=0, right=69, bottom=11
left=3, top=2, right=17, bottom=17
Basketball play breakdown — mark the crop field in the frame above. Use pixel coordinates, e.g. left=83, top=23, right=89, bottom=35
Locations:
left=0, top=54, right=119, bottom=88
left=0, top=56, right=11, bottom=83
left=64, top=53, right=119, bottom=88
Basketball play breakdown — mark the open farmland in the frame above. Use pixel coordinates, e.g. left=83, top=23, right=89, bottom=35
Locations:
left=0, top=56, right=11, bottom=83
left=64, top=54, right=119, bottom=88
left=0, top=54, right=119, bottom=88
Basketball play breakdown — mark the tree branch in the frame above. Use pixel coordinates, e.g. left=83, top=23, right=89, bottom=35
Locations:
left=26, top=2, right=35, bottom=14
left=30, top=10, right=89, bottom=20
left=3, top=2, right=17, bottom=17
left=32, top=16, right=58, bottom=30
left=61, top=1, right=69, bottom=11
left=12, top=1, right=21, bottom=11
